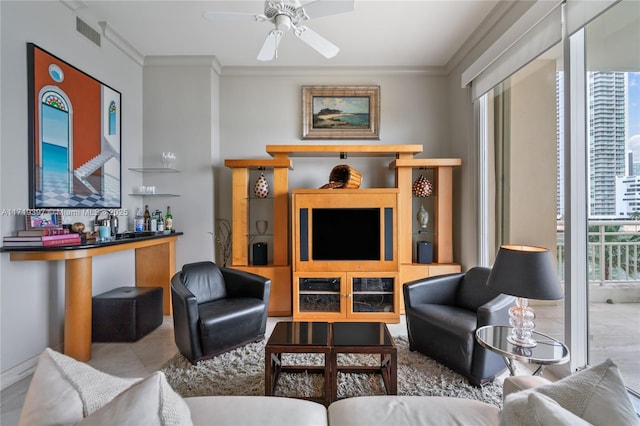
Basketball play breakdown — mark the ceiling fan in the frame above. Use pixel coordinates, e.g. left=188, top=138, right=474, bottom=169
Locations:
left=203, top=0, right=355, bottom=61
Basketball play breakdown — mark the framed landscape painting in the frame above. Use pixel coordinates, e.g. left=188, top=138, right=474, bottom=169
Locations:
left=27, top=43, right=122, bottom=209
left=302, top=86, right=380, bottom=140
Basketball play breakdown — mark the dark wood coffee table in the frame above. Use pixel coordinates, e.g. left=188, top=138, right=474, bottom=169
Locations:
left=264, top=321, right=332, bottom=406
left=331, top=322, right=397, bottom=402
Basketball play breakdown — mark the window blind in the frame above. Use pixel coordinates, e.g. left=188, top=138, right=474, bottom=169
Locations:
left=462, top=0, right=619, bottom=101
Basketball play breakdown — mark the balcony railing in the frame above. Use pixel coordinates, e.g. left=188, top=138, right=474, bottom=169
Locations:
left=557, top=220, right=640, bottom=286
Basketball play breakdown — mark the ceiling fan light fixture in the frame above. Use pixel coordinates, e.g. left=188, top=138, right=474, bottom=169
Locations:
left=205, top=0, right=354, bottom=61
left=274, top=14, right=292, bottom=31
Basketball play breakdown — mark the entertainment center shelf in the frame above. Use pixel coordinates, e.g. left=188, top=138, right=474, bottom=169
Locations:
left=225, top=144, right=461, bottom=322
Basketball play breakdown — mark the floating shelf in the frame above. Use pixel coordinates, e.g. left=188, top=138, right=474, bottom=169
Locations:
left=128, top=193, right=180, bottom=197
left=128, top=167, right=180, bottom=173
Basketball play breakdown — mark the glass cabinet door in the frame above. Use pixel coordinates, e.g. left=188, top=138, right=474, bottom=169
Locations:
left=350, top=276, right=395, bottom=313
left=298, top=277, right=342, bottom=313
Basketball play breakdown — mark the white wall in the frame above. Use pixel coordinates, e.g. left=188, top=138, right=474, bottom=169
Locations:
left=143, top=57, right=219, bottom=267
left=216, top=70, right=451, bottom=246
left=0, top=1, right=143, bottom=377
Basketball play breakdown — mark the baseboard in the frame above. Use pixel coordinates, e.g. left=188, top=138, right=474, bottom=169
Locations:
left=1, top=344, right=62, bottom=390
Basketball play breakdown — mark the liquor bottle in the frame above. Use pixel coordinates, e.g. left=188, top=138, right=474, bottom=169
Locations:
left=165, top=206, right=173, bottom=231
left=135, top=208, right=144, bottom=232
left=144, top=205, right=151, bottom=231
left=157, top=213, right=165, bottom=232
left=154, top=209, right=163, bottom=232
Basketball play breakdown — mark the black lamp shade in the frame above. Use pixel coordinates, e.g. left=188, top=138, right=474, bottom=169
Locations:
left=487, top=245, right=564, bottom=300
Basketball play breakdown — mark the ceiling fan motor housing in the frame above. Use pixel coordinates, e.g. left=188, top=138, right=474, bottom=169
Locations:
left=264, top=0, right=307, bottom=29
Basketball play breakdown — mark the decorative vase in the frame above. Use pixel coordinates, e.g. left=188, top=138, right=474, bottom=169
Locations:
left=412, top=174, right=433, bottom=198
left=417, top=204, right=429, bottom=230
left=256, top=220, right=268, bottom=235
left=253, top=172, right=269, bottom=198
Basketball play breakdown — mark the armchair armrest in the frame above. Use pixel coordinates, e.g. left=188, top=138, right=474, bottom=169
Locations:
left=171, top=273, right=202, bottom=361
left=403, top=273, right=463, bottom=309
left=477, top=294, right=515, bottom=327
left=221, top=267, right=271, bottom=302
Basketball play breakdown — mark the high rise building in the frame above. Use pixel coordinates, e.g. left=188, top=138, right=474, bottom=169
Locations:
left=587, top=72, right=627, bottom=218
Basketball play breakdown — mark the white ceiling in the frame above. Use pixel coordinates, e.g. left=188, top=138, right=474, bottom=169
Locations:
left=72, top=0, right=500, bottom=68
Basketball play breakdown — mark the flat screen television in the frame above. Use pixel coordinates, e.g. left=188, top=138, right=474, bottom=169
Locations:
left=312, top=208, right=380, bottom=261
left=293, top=189, right=398, bottom=272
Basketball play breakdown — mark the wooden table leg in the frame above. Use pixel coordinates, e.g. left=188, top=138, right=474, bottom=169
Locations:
left=389, top=351, right=397, bottom=394
left=324, top=349, right=332, bottom=406
left=135, top=240, right=175, bottom=315
left=265, top=349, right=273, bottom=396
left=330, top=350, right=338, bottom=403
left=64, top=257, right=92, bottom=361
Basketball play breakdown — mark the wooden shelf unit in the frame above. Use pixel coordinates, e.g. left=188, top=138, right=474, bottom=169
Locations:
left=390, top=157, right=463, bottom=312
left=226, top=145, right=461, bottom=321
left=224, top=158, right=293, bottom=316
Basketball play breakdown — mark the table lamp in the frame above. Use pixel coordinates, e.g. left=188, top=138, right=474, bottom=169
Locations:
left=486, top=245, right=564, bottom=347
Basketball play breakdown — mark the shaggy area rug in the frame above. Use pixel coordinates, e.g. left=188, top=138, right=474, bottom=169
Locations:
left=161, top=336, right=504, bottom=407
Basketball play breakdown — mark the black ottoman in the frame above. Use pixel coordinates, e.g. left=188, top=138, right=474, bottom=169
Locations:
left=92, top=286, right=163, bottom=342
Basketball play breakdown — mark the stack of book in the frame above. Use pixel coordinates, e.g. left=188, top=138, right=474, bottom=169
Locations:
left=3, top=229, right=81, bottom=247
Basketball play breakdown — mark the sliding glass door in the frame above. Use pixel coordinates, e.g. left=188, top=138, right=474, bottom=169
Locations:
left=482, top=0, right=639, bottom=391
left=583, top=1, right=640, bottom=394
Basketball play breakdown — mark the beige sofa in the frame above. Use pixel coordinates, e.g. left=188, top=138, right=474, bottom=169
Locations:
left=18, top=348, right=638, bottom=426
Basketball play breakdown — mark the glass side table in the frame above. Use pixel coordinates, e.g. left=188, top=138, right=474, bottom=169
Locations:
left=475, top=325, right=570, bottom=376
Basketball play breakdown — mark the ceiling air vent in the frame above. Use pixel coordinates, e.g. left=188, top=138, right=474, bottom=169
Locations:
left=76, top=17, right=101, bottom=47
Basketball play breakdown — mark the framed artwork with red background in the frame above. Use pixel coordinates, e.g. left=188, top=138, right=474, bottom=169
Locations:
left=27, top=43, right=121, bottom=209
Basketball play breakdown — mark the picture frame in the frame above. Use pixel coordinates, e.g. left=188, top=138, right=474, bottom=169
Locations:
left=27, top=43, right=122, bottom=209
left=25, top=210, right=63, bottom=230
left=302, top=86, right=380, bottom=140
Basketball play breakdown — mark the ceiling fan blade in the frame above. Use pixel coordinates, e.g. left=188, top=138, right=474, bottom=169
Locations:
left=257, top=30, right=283, bottom=61
left=295, top=26, right=339, bottom=58
left=203, top=11, right=262, bottom=23
left=300, top=0, right=355, bottom=19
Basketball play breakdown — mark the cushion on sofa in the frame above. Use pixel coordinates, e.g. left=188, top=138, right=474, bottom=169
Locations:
left=527, top=393, right=591, bottom=425
left=502, top=375, right=551, bottom=401
left=18, top=348, right=139, bottom=425
left=500, top=358, right=638, bottom=426
left=77, top=371, right=192, bottom=425
left=328, top=395, right=500, bottom=426
left=184, top=396, right=328, bottom=426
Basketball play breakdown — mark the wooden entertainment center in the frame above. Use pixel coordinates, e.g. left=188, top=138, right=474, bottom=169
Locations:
left=225, top=144, right=461, bottom=323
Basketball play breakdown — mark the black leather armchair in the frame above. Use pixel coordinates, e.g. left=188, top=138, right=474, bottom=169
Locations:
left=171, top=261, right=271, bottom=363
left=403, top=267, right=514, bottom=386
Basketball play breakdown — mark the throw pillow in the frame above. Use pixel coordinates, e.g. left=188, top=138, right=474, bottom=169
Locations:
left=501, top=359, right=638, bottom=426
left=19, top=348, right=139, bottom=426
left=77, top=371, right=193, bottom=426
left=534, top=358, right=637, bottom=425
left=501, top=387, right=593, bottom=426
left=527, top=393, right=591, bottom=425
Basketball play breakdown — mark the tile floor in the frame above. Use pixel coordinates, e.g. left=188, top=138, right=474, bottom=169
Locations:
left=534, top=302, right=640, bottom=392
left=2, top=307, right=638, bottom=425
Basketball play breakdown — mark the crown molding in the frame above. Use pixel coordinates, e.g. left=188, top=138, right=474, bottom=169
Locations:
left=98, top=21, right=144, bottom=66
left=220, top=65, right=446, bottom=77
left=58, top=0, right=88, bottom=12
left=144, top=56, right=222, bottom=75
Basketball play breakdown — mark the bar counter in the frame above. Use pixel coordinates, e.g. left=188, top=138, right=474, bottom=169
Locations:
left=2, top=231, right=182, bottom=361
